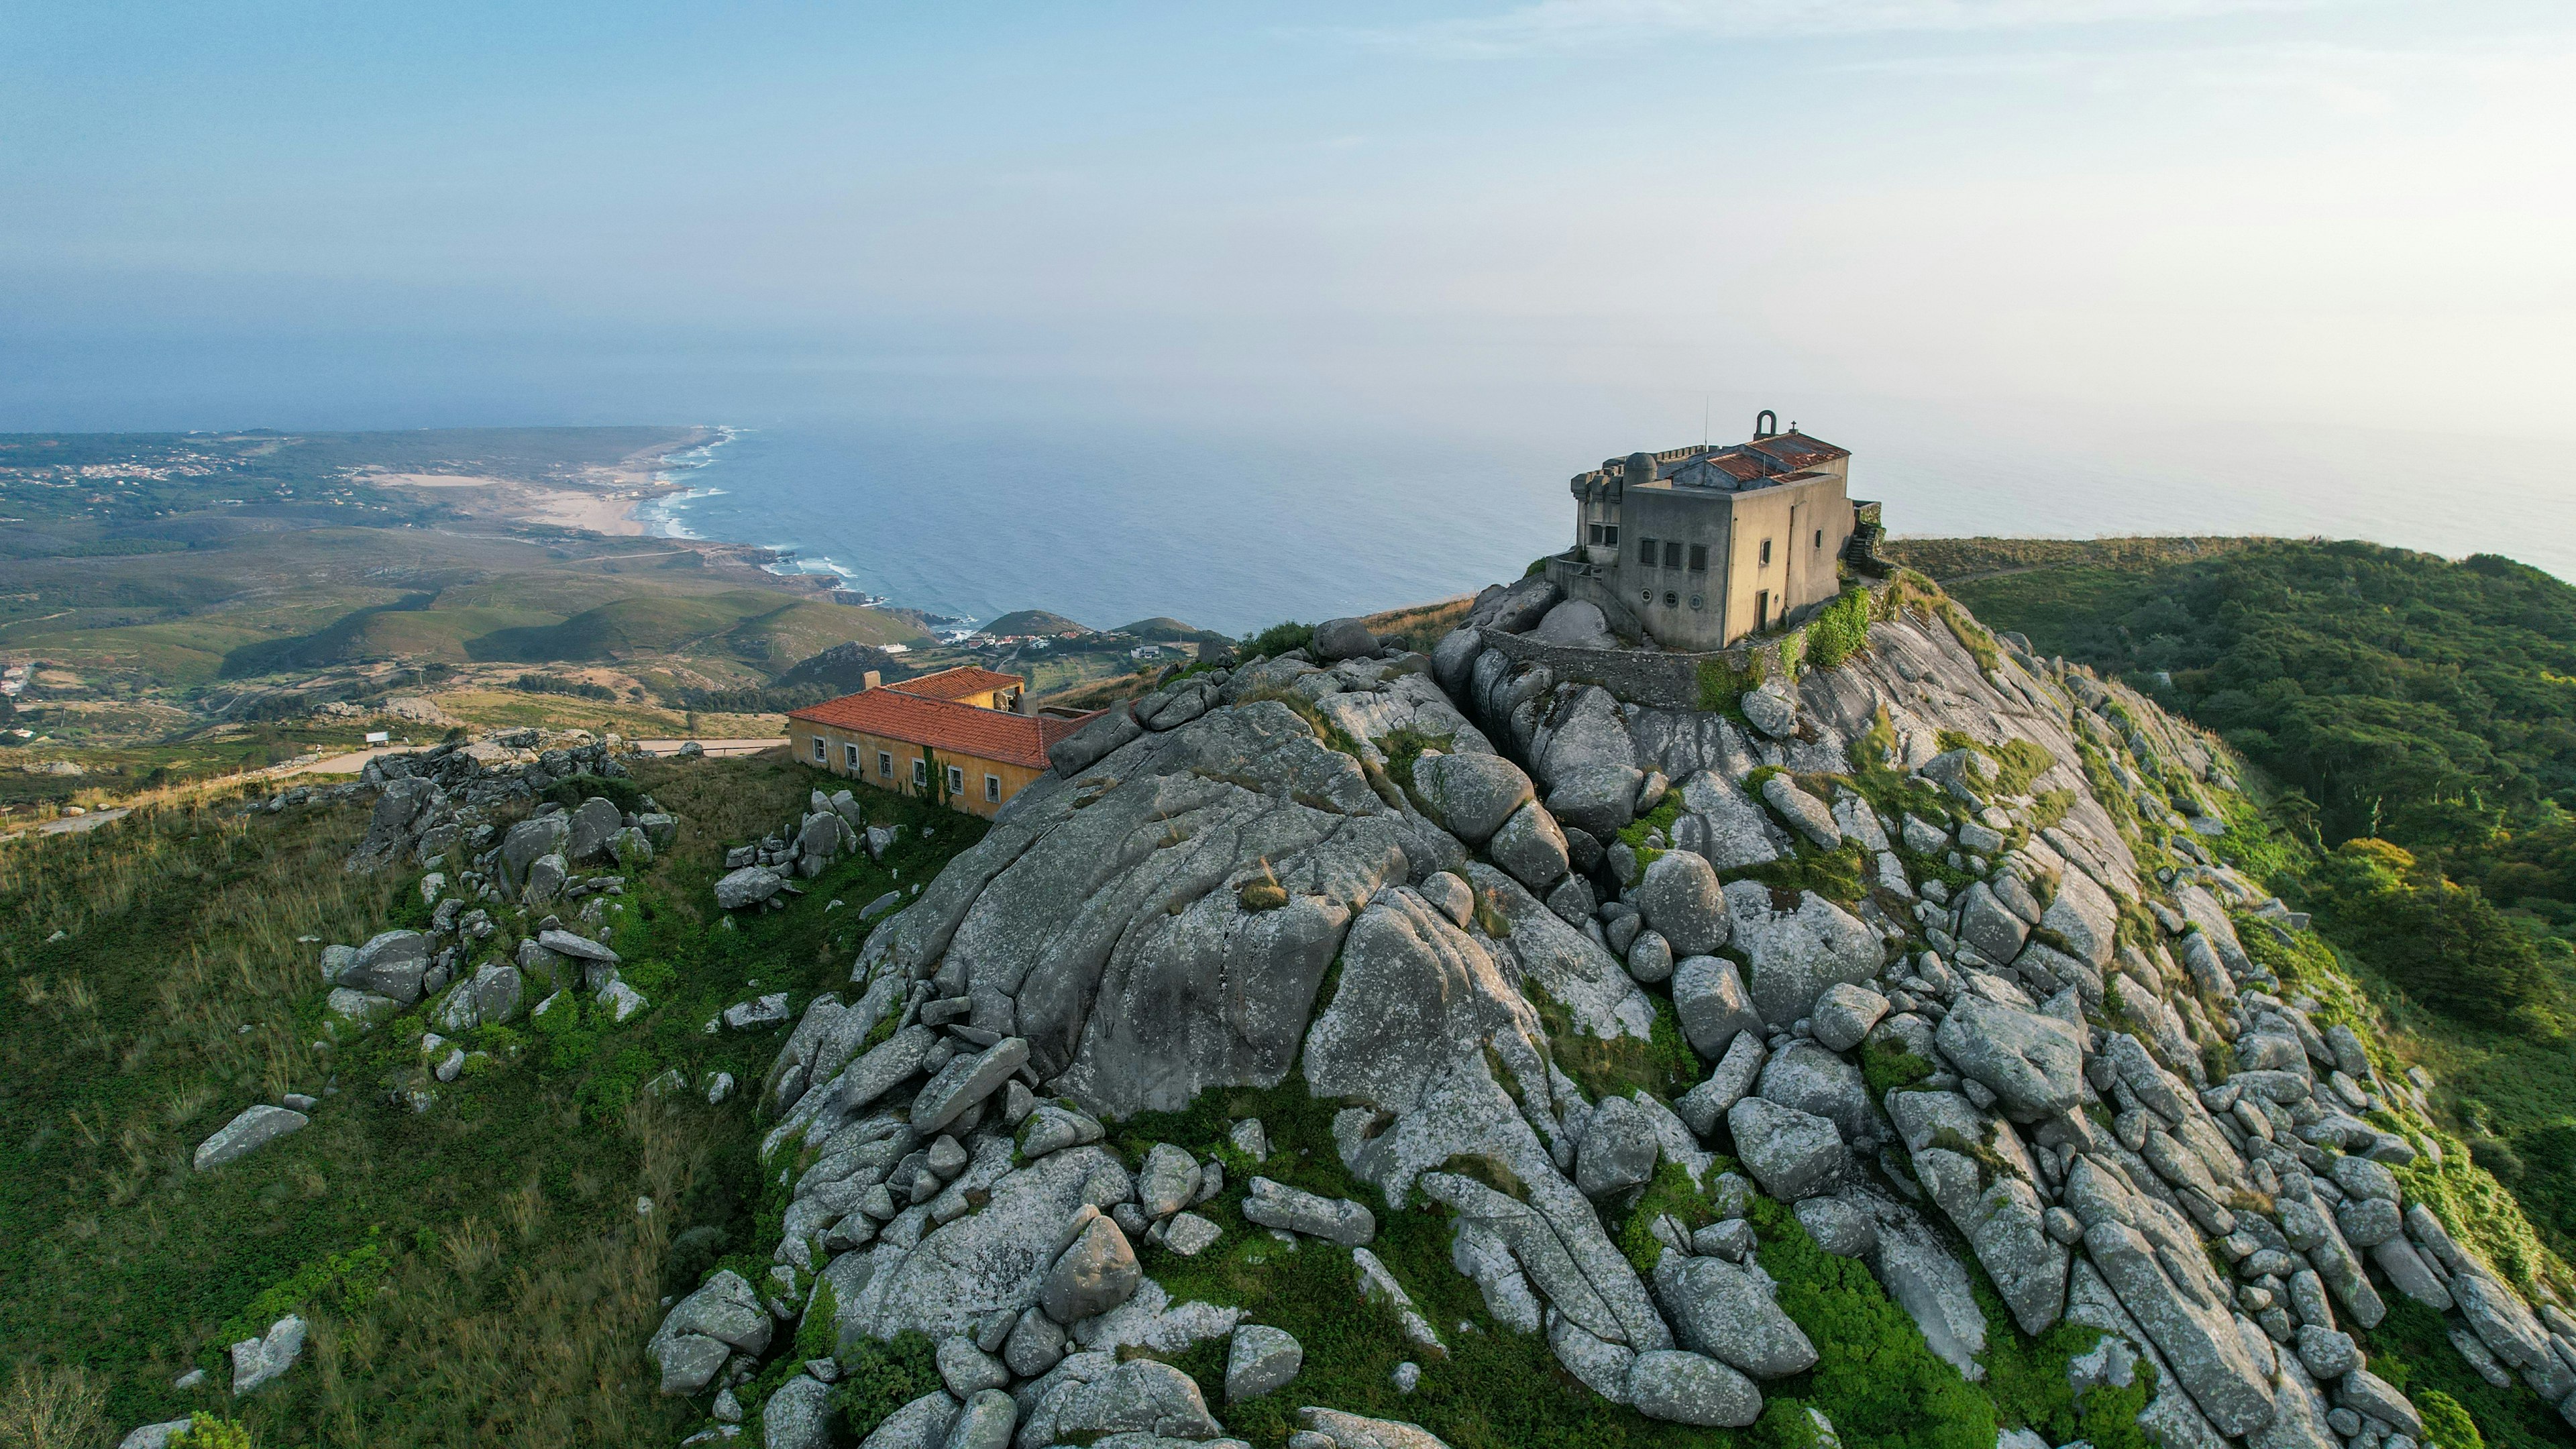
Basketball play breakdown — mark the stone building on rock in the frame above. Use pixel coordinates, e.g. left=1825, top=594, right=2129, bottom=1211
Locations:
left=1546, top=413, right=1878, bottom=651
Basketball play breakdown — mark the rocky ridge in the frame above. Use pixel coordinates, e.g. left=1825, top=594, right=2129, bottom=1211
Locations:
left=661, top=576, right=2557, bottom=1449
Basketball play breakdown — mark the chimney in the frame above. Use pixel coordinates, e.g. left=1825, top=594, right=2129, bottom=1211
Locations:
left=862, top=669, right=882, bottom=691
left=1014, top=689, right=1032, bottom=716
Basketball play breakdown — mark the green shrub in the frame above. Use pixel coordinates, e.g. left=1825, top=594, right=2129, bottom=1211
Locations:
left=1860, top=1038, right=1936, bottom=1099
left=1244, top=620, right=1315, bottom=659
left=835, top=1331, right=941, bottom=1438
left=1617, top=1159, right=1716, bottom=1275
left=2417, top=1390, right=2484, bottom=1449
left=171, top=1413, right=254, bottom=1449
left=1748, top=1195, right=1996, bottom=1449
left=1805, top=588, right=1874, bottom=671
left=1696, top=656, right=1764, bottom=714
left=543, top=771, right=648, bottom=815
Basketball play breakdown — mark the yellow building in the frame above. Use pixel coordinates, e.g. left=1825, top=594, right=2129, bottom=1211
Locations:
left=786, top=666, right=1089, bottom=819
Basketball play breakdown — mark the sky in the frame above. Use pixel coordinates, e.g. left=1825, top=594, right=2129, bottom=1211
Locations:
left=3, top=0, right=2573, bottom=445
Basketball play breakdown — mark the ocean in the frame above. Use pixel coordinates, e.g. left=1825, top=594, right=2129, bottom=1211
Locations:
left=631, top=402, right=2576, bottom=637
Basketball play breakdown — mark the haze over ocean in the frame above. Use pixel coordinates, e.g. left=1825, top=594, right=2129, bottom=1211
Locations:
left=624, top=394, right=2576, bottom=637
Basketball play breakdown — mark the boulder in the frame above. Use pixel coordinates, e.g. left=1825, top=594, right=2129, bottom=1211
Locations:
left=1955, top=882, right=2031, bottom=964
left=1754, top=1042, right=1880, bottom=1149
left=1672, top=955, right=1762, bottom=1059
left=1655, top=1253, right=1819, bottom=1379
left=1529, top=598, right=1617, bottom=649
left=1739, top=685, right=1799, bottom=740
left=1040, top=1209, right=1144, bottom=1325
left=1627, top=1348, right=1763, bottom=1427
left=498, top=814, right=569, bottom=890
left=1137, top=1144, right=1203, bottom=1220
left=1678, top=1034, right=1767, bottom=1138
left=1809, top=983, right=1888, bottom=1053
left=1760, top=774, right=1841, bottom=849
left=229, top=1313, right=307, bottom=1394
left=935, top=1388, right=1014, bottom=1449
left=345, top=930, right=431, bottom=1003
left=1488, top=800, right=1571, bottom=894
left=1724, top=881, right=1882, bottom=1026
left=1934, top=995, right=2086, bottom=1122
left=1226, top=1324, right=1304, bottom=1403
left=1047, top=1358, right=1223, bottom=1440
left=1626, top=930, right=1674, bottom=985
left=522, top=852, right=568, bottom=904
left=1242, top=1177, right=1376, bottom=1245
left=567, top=796, right=623, bottom=863
left=857, top=1392, right=958, bottom=1449
left=649, top=1270, right=772, bottom=1394
left=1411, top=752, right=1534, bottom=847
left=1297, top=1407, right=1454, bottom=1449
left=716, top=865, right=786, bottom=910
left=1726, top=1097, right=1845, bottom=1201
left=194, top=1105, right=309, bottom=1171
left=1575, top=1095, right=1662, bottom=1199
left=1049, top=703, right=1143, bottom=777
left=763, top=1374, right=836, bottom=1449
left=1634, top=851, right=1729, bottom=956
left=1311, top=618, right=1379, bottom=663
left=912, top=1036, right=1030, bottom=1134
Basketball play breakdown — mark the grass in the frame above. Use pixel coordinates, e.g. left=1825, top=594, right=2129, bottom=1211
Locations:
left=0, top=752, right=983, bottom=1446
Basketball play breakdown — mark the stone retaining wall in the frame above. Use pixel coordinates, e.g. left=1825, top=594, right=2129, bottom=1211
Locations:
left=1481, top=577, right=1887, bottom=710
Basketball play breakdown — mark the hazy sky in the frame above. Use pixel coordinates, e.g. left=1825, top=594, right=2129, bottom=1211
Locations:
left=5, top=1, right=2573, bottom=439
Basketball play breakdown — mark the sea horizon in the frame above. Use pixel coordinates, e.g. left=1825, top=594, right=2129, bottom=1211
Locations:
left=607, top=402, right=2576, bottom=639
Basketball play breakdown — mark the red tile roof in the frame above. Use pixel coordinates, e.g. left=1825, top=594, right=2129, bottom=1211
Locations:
left=894, top=665, right=1026, bottom=702
left=789, top=688, right=1091, bottom=769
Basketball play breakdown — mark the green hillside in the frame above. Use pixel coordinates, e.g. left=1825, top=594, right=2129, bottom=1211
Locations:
left=0, top=758, right=982, bottom=1446
left=979, top=608, right=1087, bottom=637
left=1895, top=535, right=2576, bottom=1261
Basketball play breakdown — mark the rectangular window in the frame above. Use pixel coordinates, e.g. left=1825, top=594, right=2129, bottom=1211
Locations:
left=812, top=735, right=827, bottom=763
left=845, top=743, right=861, bottom=769
left=1587, top=522, right=1603, bottom=545
left=1759, top=539, right=1773, bottom=566
left=912, top=757, right=929, bottom=788
left=985, top=773, right=1002, bottom=803
left=1814, top=529, right=1824, bottom=549
left=1601, top=523, right=1618, bottom=547
left=1688, top=543, right=1708, bottom=571
left=879, top=751, right=894, bottom=778
left=1638, top=537, right=1657, bottom=567
left=946, top=765, right=965, bottom=795
left=1662, top=540, right=1682, bottom=569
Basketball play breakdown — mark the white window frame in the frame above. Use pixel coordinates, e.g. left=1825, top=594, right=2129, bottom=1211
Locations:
left=946, top=764, right=965, bottom=795
left=812, top=735, right=826, bottom=763
left=984, top=773, right=1001, bottom=803
left=912, top=757, right=929, bottom=788
left=844, top=743, right=861, bottom=770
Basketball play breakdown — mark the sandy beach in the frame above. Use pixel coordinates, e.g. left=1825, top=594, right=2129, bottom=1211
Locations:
left=357, top=429, right=714, bottom=538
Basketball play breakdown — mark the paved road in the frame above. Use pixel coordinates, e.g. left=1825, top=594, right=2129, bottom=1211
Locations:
left=633, top=738, right=786, bottom=758
left=0, top=806, right=133, bottom=844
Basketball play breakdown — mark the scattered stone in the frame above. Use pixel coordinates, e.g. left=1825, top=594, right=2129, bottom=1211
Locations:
left=1243, top=1177, right=1377, bottom=1245
left=1228, top=1324, right=1305, bottom=1403
left=194, top=1105, right=309, bottom=1171
left=1165, top=1211, right=1223, bottom=1256
left=1807, top=983, right=1888, bottom=1054
left=229, top=1314, right=307, bottom=1393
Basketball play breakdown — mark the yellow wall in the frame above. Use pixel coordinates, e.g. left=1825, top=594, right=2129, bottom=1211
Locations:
left=794, top=724, right=1044, bottom=820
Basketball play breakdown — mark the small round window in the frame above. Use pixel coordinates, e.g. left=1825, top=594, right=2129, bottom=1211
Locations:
left=1663, top=591, right=1679, bottom=608
left=1640, top=589, right=1653, bottom=604
left=1689, top=593, right=1705, bottom=610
